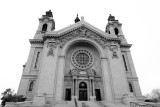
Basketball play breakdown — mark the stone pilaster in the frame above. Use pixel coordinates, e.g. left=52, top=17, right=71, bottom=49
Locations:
left=101, top=57, right=113, bottom=102
left=55, top=55, right=65, bottom=101
left=35, top=41, right=58, bottom=102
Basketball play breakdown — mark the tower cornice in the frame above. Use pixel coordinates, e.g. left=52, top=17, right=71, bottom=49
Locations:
left=29, top=39, right=44, bottom=44
left=120, top=43, right=132, bottom=48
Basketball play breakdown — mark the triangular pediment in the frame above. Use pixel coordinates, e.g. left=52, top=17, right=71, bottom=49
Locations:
left=46, top=20, right=111, bottom=38
left=44, top=20, right=121, bottom=48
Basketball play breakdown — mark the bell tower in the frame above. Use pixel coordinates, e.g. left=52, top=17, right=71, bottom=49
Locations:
left=105, top=14, right=127, bottom=43
left=34, top=10, right=55, bottom=39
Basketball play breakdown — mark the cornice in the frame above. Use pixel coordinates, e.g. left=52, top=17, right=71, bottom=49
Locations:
left=29, top=39, right=44, bottom=44
left=120, top=43, right=132, bottom=48
left=39, top=16, right=54, bottom=22
left=43, top=25, right=121, bottom=43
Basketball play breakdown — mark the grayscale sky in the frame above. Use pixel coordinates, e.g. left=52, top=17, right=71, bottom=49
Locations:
left=0, top=0, right=160, bottom=97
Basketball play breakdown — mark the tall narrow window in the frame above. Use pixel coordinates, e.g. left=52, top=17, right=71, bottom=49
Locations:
left=114, top=28, right=119, bottom=35
left=129, top=82, right=134, bottom=92
left=34, top=52, right=40, bottom=69
left=122, top=55, right=128, bottom=71
left=29, top=81, right=34, bottom=92
left=42, top=23, right=47, bottom=31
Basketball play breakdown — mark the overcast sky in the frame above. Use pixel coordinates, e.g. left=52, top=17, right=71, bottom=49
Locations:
left=0, top=0, right=160, bottom=97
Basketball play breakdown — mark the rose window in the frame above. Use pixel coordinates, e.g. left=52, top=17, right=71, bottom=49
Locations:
left=71, top=50, right=94, bottom=70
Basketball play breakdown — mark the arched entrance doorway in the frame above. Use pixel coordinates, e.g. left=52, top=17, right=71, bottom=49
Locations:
left=79, top=82, right=87, bottom=101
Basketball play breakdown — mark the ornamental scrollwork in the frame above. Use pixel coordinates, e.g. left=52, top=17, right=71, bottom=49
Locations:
left=109, top=43, right=119, bottom=59
left=87, top=69, right=96, bottom=77
left=59, top=26, right=107, bottom=48
left=47, top=41, right=58, bottom=57
left=69, top=68, right=96, bottom=77
left=70, top=69, right=79, bottom=76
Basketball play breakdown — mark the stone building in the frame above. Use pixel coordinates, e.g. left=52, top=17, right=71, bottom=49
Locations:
left=17, top=10, right=143, bottom=107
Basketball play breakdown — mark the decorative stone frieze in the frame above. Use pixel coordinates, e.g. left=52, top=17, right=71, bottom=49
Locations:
left=69, top=68, right=96, bottom=77
left=59, top=26, right=109, bottom=48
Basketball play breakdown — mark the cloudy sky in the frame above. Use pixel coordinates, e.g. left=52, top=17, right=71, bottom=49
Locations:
left=0, top=0, right=160, bottom=97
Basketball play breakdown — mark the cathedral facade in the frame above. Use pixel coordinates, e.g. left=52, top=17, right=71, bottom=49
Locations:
left=17, top=10, right=143, bottom=106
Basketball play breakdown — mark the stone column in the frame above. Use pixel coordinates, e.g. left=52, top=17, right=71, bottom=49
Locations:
left=92, top=79, right=95, bottom=96
left=72, top=78, right=75, bottom=96
left=89, top=77, right=95, bottom=100
left=72, top=76, right=78, bottom=100
left=89, top=78, right=92, bottom=96
left=75, top=78, right=78, bottom=100
left=75, top=78, right=78, bottom=96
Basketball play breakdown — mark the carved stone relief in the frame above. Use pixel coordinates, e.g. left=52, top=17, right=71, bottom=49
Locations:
left=94, top=78, right=103, bottom=89
left=70, top=69, right=79, bottom=76
left=109, top=43, right=119, bottom=59
left=47, top=41, right=58, bottom=56
left=69, top=68, right=96, bottom=77
left=59, top=26, right=107, bottom=48
left=87, top=69, right=96, bottom=77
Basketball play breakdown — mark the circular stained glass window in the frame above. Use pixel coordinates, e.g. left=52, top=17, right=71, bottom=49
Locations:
left=71, top=49, right=94, bottom=70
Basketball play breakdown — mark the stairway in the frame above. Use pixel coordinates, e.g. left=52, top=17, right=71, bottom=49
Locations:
left=74, top=101, right=100, bottom=107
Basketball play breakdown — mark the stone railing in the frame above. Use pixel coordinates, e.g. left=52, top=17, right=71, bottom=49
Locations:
left=130, top=102, right=156, bottom=107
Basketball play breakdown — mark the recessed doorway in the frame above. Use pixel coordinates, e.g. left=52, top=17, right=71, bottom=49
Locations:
left=95, top=89, right=101, bottom=101
left=65, top=88, right=71, bottom=101
left=79, top=82, right=88, bottom=101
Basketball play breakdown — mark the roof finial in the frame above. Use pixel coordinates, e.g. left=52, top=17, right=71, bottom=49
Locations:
left=74, top=14, right=80, bottom=23
left=81, top=16, right=84, bottom=20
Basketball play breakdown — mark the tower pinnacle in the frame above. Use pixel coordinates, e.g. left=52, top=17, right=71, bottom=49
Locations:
left=74, top=14, right=80, bottom=23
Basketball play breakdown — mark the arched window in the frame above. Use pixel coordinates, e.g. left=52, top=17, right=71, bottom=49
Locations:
left=28, top=81, right=34, bottom=92
left=114, top=28, right=119, bottom=35
left=42, top=23, right=47, bottom=31
left=129, top=82, right=134, bottom=92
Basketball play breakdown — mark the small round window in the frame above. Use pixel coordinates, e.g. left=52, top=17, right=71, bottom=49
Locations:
left=71, top=49, right=94, bottom=70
